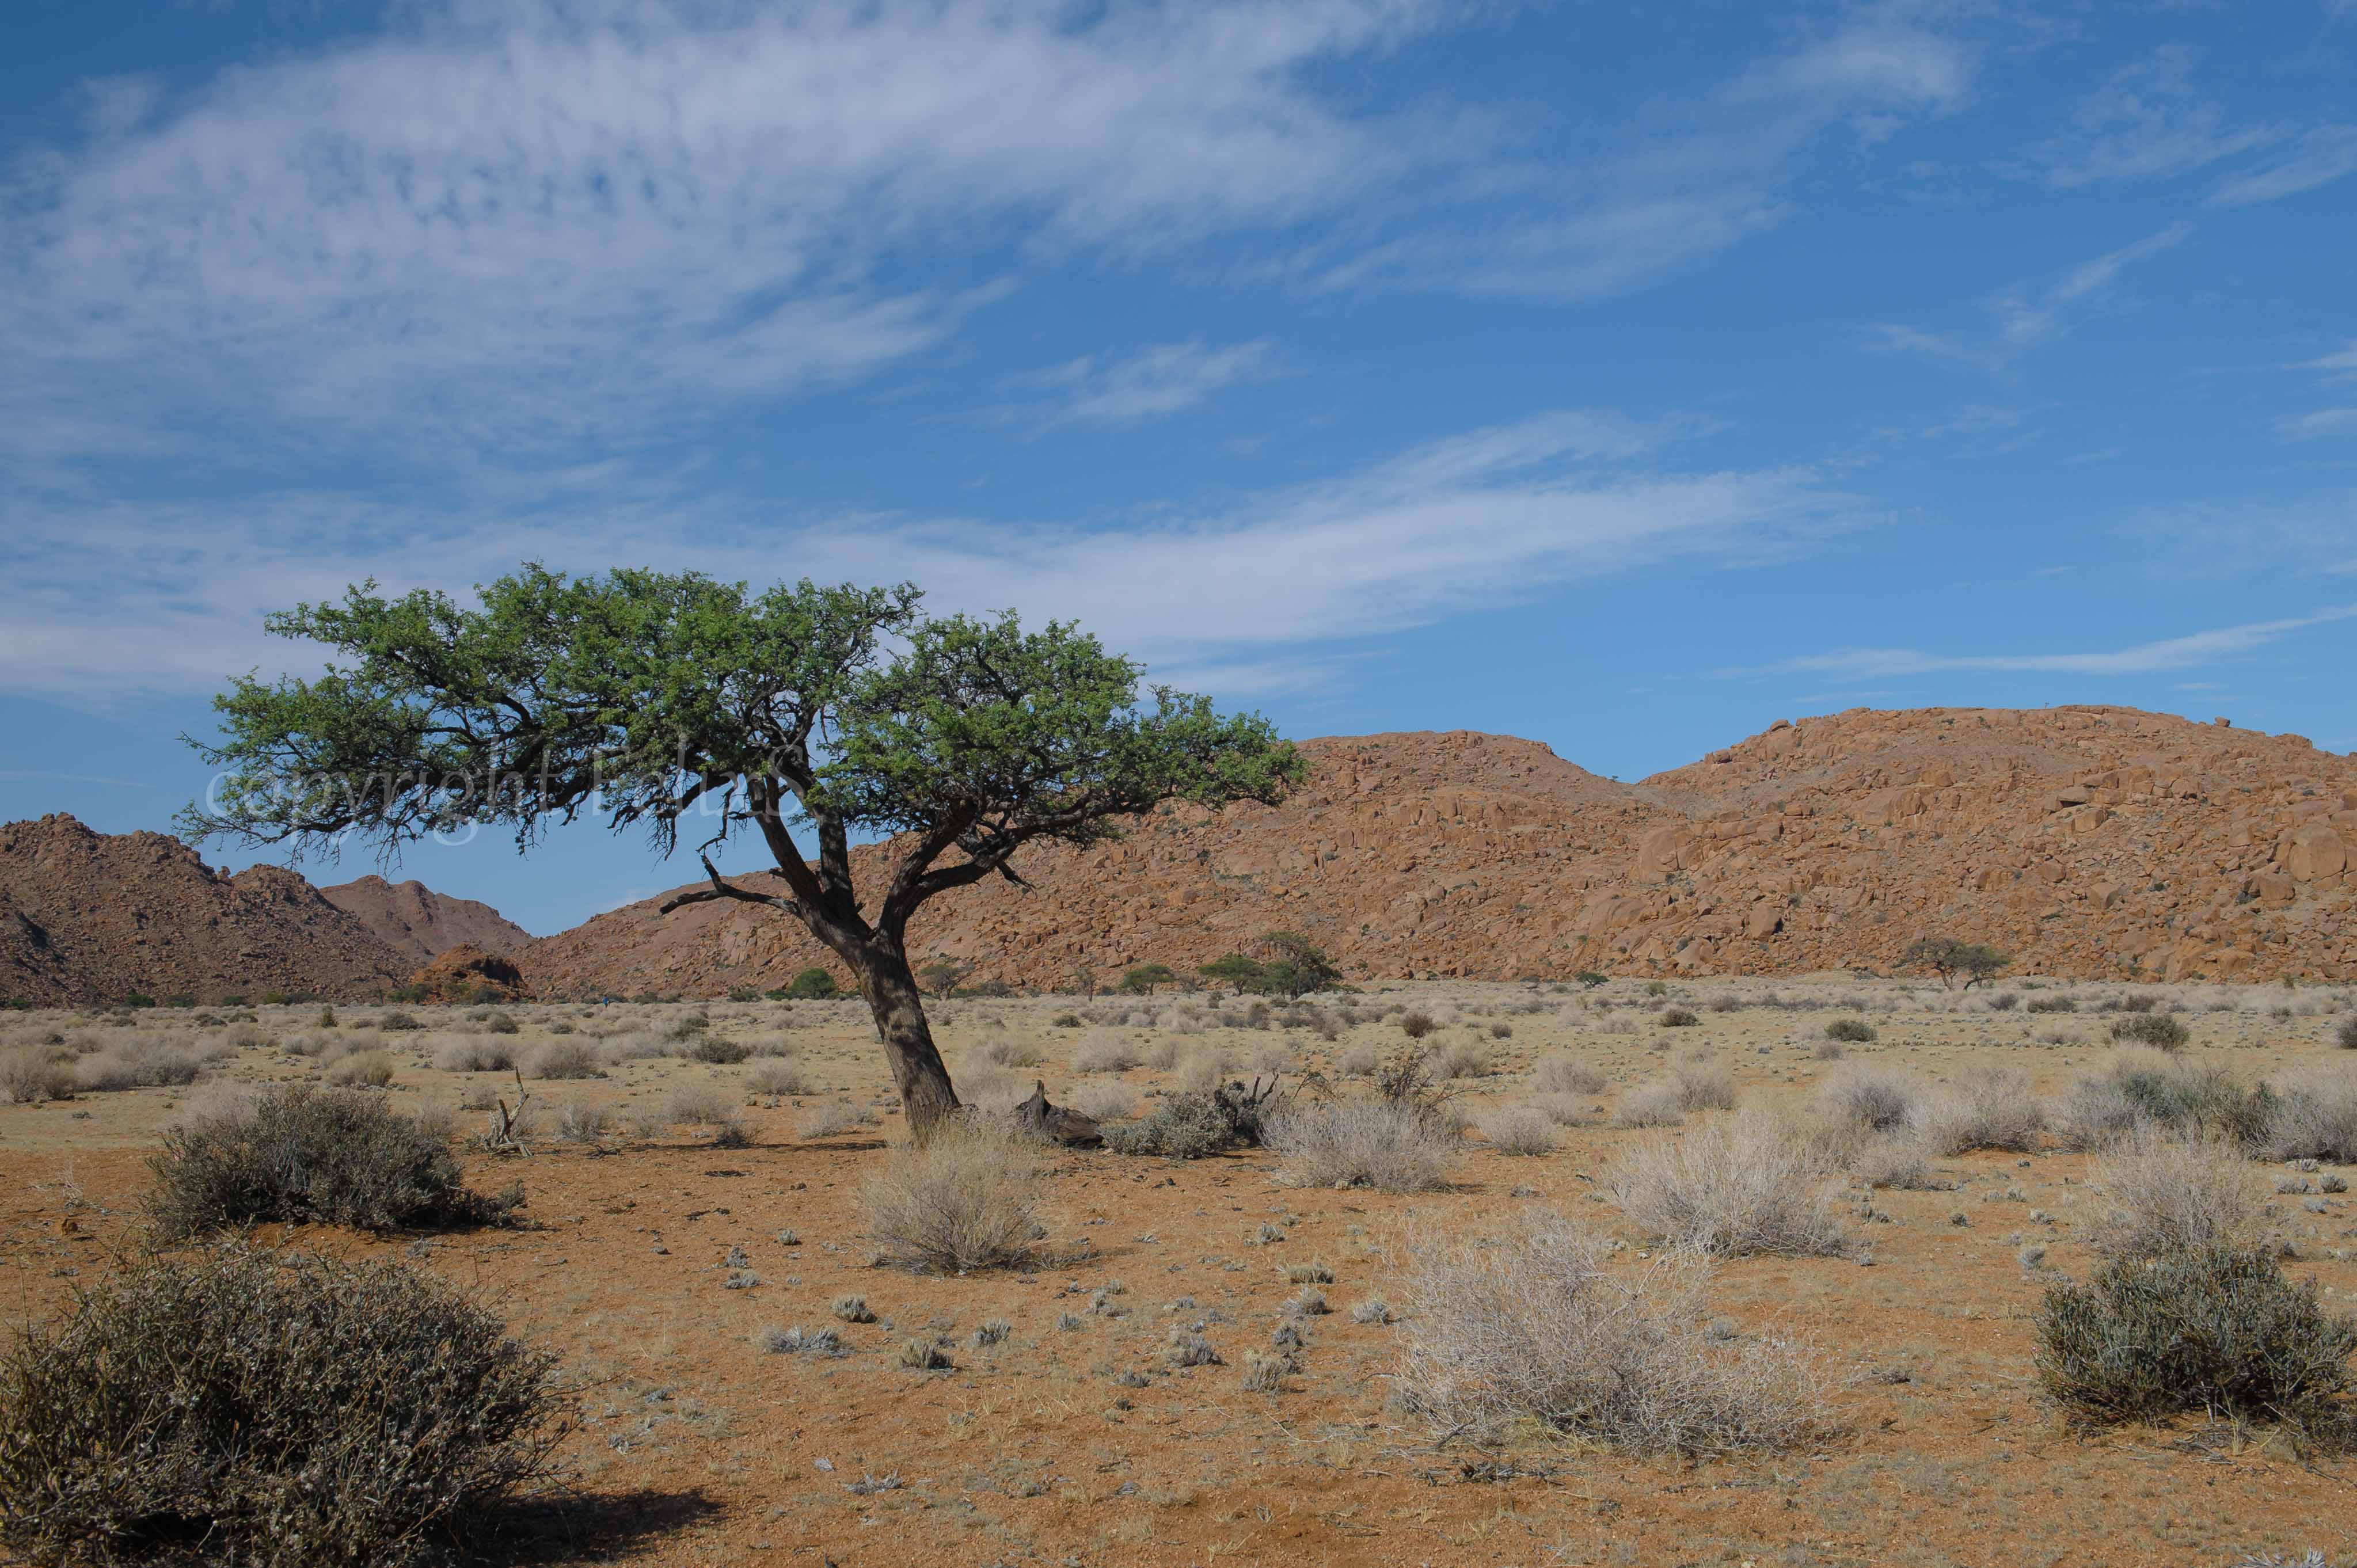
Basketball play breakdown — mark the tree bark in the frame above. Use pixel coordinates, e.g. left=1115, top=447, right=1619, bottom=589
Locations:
left=853, top=940, right=963, bottom=1142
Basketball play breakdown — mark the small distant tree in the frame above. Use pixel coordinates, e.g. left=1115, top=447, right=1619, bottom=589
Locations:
left=1575, top=971, right=1609, bottom=989
left=784, top=966, right=839, bottom=1000
left=916, top=960, right=970, bottom=998
left=1071, top=962, right=1098, bottom=997
left=1120, top=964, right=1177, bottom=995
left=1903, top=937, right=2009, bottom=990
left=1200, top=954, right=1268, bottom=995
left=178, top=567, right=1299, bottom=1139
left=1257, top=931, right=1341, bottom=999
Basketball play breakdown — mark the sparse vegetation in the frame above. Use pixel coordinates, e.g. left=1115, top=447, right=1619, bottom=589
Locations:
left=1824, top=1017, right=1876, bottom=1043
left=861, top=1124, right=1046, bottom=1272
left=2109, top=1011, right=2191, bottom=1051
left=2037, top=1246, right=2356, bottom=1432
left=149, top=1084, right=495, bottom=1238
left=1609, top=1112, right=1850, bottom=1258
left=0, top=1242, right=558, bottom=1568
left=1265, top=1101, right=1455, bottom=1192
left=1394, top=1219, right=1835, bottom=1453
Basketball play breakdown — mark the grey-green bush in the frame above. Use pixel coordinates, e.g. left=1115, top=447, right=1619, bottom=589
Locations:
left=2036, top=1247, right=2356, bottom=1431
left=147, top=1084, right=493, bottom=1238
left=0, top=1242, right=558, bottom=1568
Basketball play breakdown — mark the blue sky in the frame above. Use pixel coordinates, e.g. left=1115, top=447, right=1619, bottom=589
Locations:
left=3, top=0, right=2354, bottom=935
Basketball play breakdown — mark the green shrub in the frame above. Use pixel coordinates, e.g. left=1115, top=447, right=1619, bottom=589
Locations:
left=0, top=1243, right=559, bottom=1568
left=1824, top=1017, right=1876, bottom=1044
left=2116, top=1063, right=2274, bottom=1146
left=2025, top=995, right=2077, bottom=1014
left=120, top=992, right=156, bottom=1010
left=148, top=1084, right=498, bottom=1238
left=2110, top=1012, right=2191, bottom=1051
left=727, top=984, right=762, bottom=1002
left=784, top=967, right=838, bottom=999
left=2036, top=1247, right=2356, bottom=1430
left=1105, top=1083, right=1275, bottom=1159
left=1657, top=1007, right=1700, bottom=1028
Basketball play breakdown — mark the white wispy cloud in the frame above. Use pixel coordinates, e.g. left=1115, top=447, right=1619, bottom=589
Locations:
left=1868, top=222, right=2194, bottom=370
left=2022, top=46, right=2280, bottom=188
left=1004, top=340, right=1279, bottom=428
left=1731, top=606, right=2357, bottom=680
left=2283, top=408, right=2357, bottom=440
left=1, top=410, right=1839, bottom=703
left=1, top=0, right=1458, bottom=476
left=2208, top=124, right=2357, bottom=207
left=1314, top=15, right=1976, bottom=300
left=0, top=0, right=1993, bottom=488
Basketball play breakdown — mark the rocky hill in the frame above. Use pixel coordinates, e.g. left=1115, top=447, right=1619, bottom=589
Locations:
left=520, top=706, right=2357, bottom=996
left=319, top=874, right=534, bottom=962
left=0, top=815, right=416, bottom=1004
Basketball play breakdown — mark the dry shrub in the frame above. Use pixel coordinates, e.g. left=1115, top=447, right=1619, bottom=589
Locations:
left=747, top=1059, right=809, bottom=1097
left=1533, top=1054, right=1606, bottom=1097
left=861, top=1123, right=1045, bottom=1272
left=1530, top=1092, right=1598, bottom=1128
left=1816, top=1065, right=1918, bottom=1134
left=801, top=1099, right=877, bottom=1139
left=1436, top=1037, right=1497, bottom=1079
left=1913, top=1067, right=2045, bottom=1154
left=976, top=1037, right=1046, bottom=1068
left=148, top=1084, right=489, bottom=1239
left=2058, top=1055, right=2272, bottom=1150
left=2260, top=1065, right=2357, bottom=1163
left=1670, top=1058, right=1737, bottom=1113
left=74, top=1040, right=206, bottom=1093
left=0, top=1242, right=557, bottom=1568
left=2, top=1047, right=77, bottom=1103
left=1066, top=1080, right=1136, bottom=1123
left=1071, top=1034, right=1141, bottom=1075
left=527, top=1040, right=603, bottom=1080
left=662, top=1083, right=734, bottom=1126
left=1266, top=1101, right=1455, bottom=1191
left=1609, top=1112, right=1850, bottom=1258
left=434, top=1037, right=515, bottom=1074
left=1613, top=1080, right=1685, bottom=1128
left=1852, top=1133, right=1939, bottom=1190
left=2088, top=1132, right=2277, bottom=1262
left=1393, top=1219, right=1835, bottom=1455
left=1479, top=1106, right=1557, bottom=1156
left=324, top=1048, right=394, bottom=1087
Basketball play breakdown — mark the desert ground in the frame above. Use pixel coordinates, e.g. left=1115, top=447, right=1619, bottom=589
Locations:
left=5, top=976, right=2356, bottom=1567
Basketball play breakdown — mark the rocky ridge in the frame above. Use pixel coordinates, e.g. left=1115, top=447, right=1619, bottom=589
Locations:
left=522, top=706, right=2357, bottom=996
left=0, top=815, right=411, bottom=1004
left=319, top=873, right=534, bottom=962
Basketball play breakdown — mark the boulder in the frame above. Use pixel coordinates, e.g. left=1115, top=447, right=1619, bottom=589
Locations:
left=2288, top=824, right=2348, bottom=882
left=405, top=943, right=527, bottom=1002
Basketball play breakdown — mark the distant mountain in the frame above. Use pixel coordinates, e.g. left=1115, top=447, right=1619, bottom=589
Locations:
left=0, top=815, right=412, bottom=1004
left=523, top=707, right=2356, bottom=995
left=320, top=873, right=534, bottom=963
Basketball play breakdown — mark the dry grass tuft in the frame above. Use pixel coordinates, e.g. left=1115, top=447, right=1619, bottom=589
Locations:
left=1393, top=1219, right=1835, bottom=1455
left=2086, top=1132, right=2277, bottom=1262
left=861, top=1123, right=1047, bottom=1273
left=1264, top=1101, right=1456, bottom=1192
left=1609, top=1111, right=1850, bottom=1258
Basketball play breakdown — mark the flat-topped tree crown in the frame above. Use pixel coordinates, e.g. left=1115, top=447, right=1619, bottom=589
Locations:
left=180, top=565, right=1302, bottom=1135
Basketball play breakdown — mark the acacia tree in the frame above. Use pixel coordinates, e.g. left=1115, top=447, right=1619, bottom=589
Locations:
left=178, top=566, right=1301, bottom=1136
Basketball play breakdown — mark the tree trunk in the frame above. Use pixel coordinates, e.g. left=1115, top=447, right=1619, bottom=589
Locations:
left=854, top=942, right=963, bottom=1141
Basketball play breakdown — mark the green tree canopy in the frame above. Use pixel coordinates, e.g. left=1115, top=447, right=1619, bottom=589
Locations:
left=179, top=566, right=1301, bottom=1134
left=1902, top=937, right=2010, bottom=990
left=1119, top=963, right=1177, bottom=995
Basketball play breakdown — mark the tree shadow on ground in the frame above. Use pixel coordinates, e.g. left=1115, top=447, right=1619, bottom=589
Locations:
left=467, top=1486, right=724, bottom=1565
